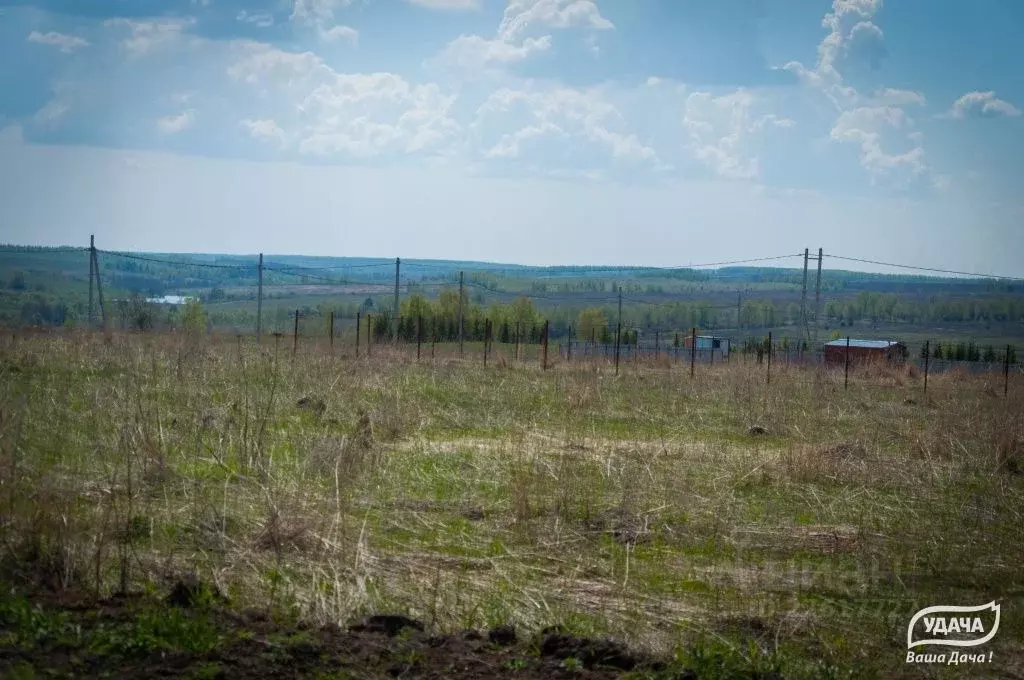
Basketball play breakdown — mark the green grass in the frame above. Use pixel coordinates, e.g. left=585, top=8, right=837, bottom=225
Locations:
left=1, top=331, right=1022, bottom=677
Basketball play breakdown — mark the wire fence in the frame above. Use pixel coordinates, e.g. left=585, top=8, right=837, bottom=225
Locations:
left=3, top=239, right=1022, bottom=396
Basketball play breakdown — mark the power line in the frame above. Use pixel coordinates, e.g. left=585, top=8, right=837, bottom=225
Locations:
left=406, top=253, right=804, bottom=276
left=98, top=250, right=255, bottom=270
left=262, top=266, right=394, bottom=287
left=826, top=254, right=1024, bottom=282
left=262, top=261, right=395, bottom=272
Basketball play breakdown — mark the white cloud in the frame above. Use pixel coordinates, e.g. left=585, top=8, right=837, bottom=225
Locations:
left=319, top=25, right=359, bottom=44
left=783, top=0, right=935, bottom=188
left=227, top=41, right=328, bottom=86
left=830, top=106, right=925, bottom=181
left=104, top=17, right=195, bottom=56
left=873, top=88, right=925, bottom=107
left=230, top=42, right=456, bottom=158
left=432, top=0, right=613, bottom=73
left=296, top=73, right=459, bottom=156
left=948, top=91, right=1021, bottom=119
left=404, top=0, right=480, bottom=10
left=432, top=34, right=551, bottom=69
left=27, top=30, right=90, bottom=53
left=498, top=0, right=613, bottom=42
left=241, top=118, right=287, bottom=147
left=682, top=90, right=791, bottom=180
left=484, top=122, right=565, bottom=158
left=33, top=100, right=69, bottom=126
left=228, top=47, right=461, bottom=159
left=473, top=85, right=660, bottom=169
left=157, top=110, right=195, bottom=134
left=237, top=10, right=275, bottom=28
left=290, top=0, right=351, bottom=25
left=645, top=76, right=663, bottom=87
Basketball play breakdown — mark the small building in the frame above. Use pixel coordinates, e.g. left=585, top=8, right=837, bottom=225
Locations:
left=824, top=339, right=907, bottom=366
left=684, top=334, right=730, bottom=357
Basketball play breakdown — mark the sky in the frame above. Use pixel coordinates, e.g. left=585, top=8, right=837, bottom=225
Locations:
left=0, top=0, right=1022, bottom=276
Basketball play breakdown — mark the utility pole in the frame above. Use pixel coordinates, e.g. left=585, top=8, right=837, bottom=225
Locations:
left=88, top=235, right=95, bottom=329
left=458, top=271, right=465, bottom=357
left=393, top=257, right=400, bottom=343
left=90, top=239, right=106, bottom=330
left=615, top=286, right=622, bottom=376
left=814, top=247, right=823, bottom=346
left=801, top=247, right=809, bottom=344
left=257, top=253, right=264, bottom=342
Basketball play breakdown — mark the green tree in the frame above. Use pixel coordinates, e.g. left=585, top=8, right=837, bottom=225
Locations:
left=182, top=299, right=207, bottom=336
left=577, top=307, right=607, bottom=342
left=8, top=271, right=27, bottom=291
left=126, top=294, right=156, bottom=331
left=509, top=296, right=539, bottom=329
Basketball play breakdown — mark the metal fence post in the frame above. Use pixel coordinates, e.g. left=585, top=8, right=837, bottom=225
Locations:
left=1006, top=344, right=1012, bottom=398
left=844, top=336, right=851, bottom=390
left=690, top=327, right=697, bottom=379
left=542, top=320, right=549, bottom=370
left=923, top=340, right=930, bottom=396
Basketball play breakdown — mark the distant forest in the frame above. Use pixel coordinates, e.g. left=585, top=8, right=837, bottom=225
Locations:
left=1, top=246, right=1022, bottom=342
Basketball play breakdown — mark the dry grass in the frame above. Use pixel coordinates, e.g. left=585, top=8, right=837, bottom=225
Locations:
left=1, top=330, right=1023, bottom=677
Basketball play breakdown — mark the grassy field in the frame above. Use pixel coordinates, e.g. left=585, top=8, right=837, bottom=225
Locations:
left=1, top=331, right=1022, bottom=678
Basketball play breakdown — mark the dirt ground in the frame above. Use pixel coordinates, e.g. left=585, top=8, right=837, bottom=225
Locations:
left=0, top=585, right=716, bottom=680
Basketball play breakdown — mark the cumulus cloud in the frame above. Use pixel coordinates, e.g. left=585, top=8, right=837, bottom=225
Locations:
left=319, top=25, right=358, bottom=44
left=27, top=30, right=90, bottom=53
left=947, top=91, right=1021, bottom=119
left=432, top=34, right=552, bottom=69
left=297, top=73, right=460, bottom=156
left=157, top=111, right=195, bottom=134
left=830, top=106, right=925, bottom=182
left=104, top=17, right=195, bottom=56
left=237, top=11, right=275, bottom=28
left=682, top=90, right=792, bottom=180
left=290, top=0, right=352, bottom=25
left=289, top=0, right=358, bottom=44
left=432, top=0, right=613, bottom=72
left=404, top=0, right=480, bottom=10
left=241, top=118, right=287, bottom=147
left=498, top=0, right=613, bottom=42
left=472, top=85, right=660, bottom=170
left=227, top=41, right=328, bottom=86
left=783, top=0, right=933, bottom=187
left=873, top=88, right=926, bottom=107
left=227, top=43, right=459, bottom=158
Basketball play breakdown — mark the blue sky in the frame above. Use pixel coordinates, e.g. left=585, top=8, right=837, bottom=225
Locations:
left=1, top=0, right=1022, bottom=275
